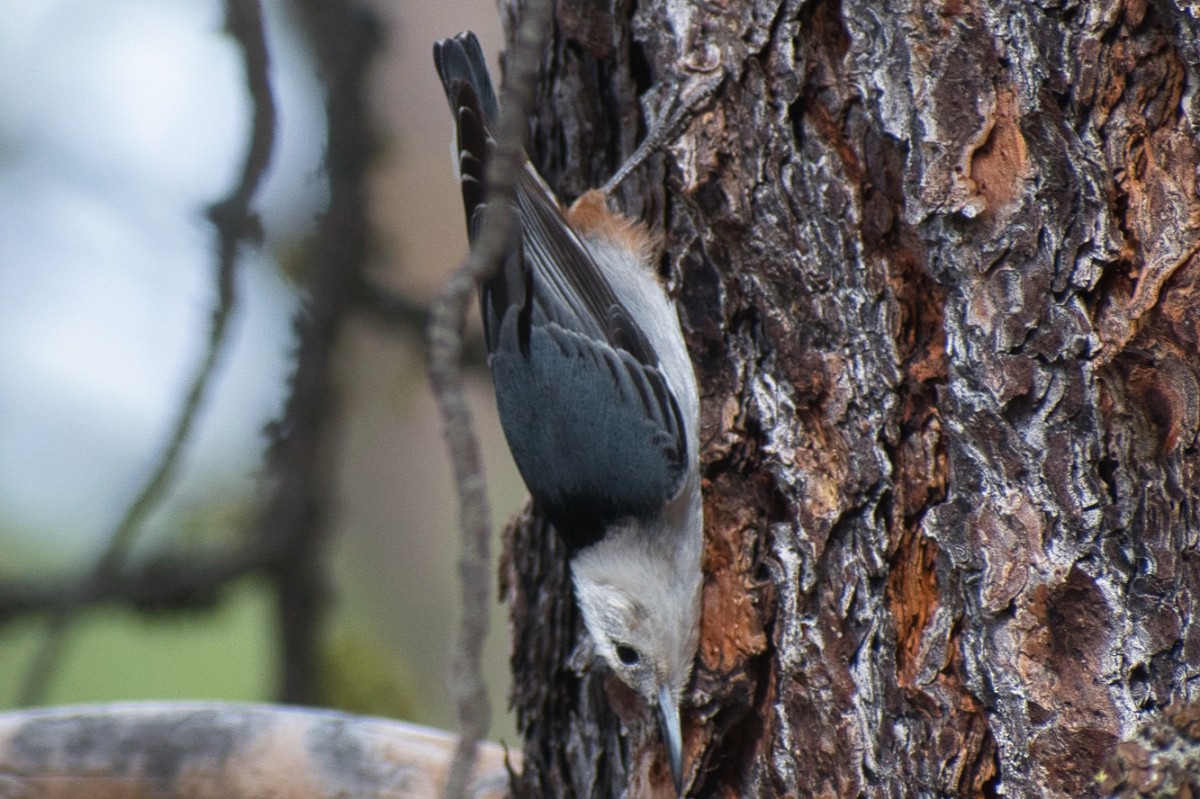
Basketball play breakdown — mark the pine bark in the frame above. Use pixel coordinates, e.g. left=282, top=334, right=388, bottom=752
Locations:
left=501, top=1, right=1200, bottom=798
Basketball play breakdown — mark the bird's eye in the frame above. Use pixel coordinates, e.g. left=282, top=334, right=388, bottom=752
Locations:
left=615, top=644, right=640, bottom=666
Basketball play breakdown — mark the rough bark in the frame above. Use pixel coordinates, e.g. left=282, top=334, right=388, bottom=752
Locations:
left=501, top=1, right=1200, bottom=797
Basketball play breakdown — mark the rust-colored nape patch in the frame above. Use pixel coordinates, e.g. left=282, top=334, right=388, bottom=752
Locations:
left=969, top=87, right=1028, bottom=216
left=566, top=189, right=661, bottom=268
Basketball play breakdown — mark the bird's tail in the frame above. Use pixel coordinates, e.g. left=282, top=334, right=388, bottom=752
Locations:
left=434, top=32, right=499, bottom=124
left=434, top=32, right=499, bottom=242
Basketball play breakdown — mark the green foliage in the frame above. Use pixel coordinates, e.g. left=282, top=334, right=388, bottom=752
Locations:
left=0, top=579, right=274, bottom=708
left=319, top=627, right=418, bottom=721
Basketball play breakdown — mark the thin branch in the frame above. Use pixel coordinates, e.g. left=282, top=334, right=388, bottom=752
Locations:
left=426, top=4, right=553, bottom=799
left=14, top=0, right=276, bottom=707
left=351, top=277, right=488, bottom=368
left=256, top=0, right=380, bottom=703
left=0, top=547, right=268, bottom=622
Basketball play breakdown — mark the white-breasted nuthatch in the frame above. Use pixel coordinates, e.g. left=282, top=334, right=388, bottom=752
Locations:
left=434, top=32, right=704, bottom=795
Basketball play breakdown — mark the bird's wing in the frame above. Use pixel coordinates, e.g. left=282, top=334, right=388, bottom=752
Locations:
left=490, top=317, right=688, bottom=552
left=436, top=32, right=688, bottom=550
left=483, top=171, right=688, bottom=550
left=512, top=168, right=660, bottom=365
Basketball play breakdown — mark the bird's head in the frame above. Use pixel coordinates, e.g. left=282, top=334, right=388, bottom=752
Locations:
left=570, top=509, right=703, bottom=795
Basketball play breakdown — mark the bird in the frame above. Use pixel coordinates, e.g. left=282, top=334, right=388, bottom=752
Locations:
left=434, top=31, right=704, bottom=796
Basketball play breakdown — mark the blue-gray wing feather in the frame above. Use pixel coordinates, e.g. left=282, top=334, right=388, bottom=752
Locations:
left=434, top=31, right=688, bottom=552
left=490, top=315, right=686, bottom=551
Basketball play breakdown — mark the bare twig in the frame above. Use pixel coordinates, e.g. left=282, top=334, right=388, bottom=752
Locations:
left=426, top=4, right=553, bottom=798
left=0, top=548, right=267, bottom=621
left=352, top=277, right=488, bottom=368
left=14, top=0, right=276, bottom=707
left=256, top=0, right=380, bottom=703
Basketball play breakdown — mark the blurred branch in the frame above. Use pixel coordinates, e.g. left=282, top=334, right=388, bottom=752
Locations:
left=0, top=0, right=384, bottom=714
left=426, top=4, right=552, bottom=799
left=13, top=0, right=277, bottom=707
left=0, top=548, right=267, bottom=621
left=0, top=702, right=516, bottom=799
left=256, top=0, right=380, bottom=703
left=352, top=277, right=488, bottom=368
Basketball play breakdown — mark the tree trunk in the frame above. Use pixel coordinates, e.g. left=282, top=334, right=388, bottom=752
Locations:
left=500, top=1, right=1200, bottom=797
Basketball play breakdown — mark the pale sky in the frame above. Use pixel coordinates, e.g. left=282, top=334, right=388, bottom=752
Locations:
left=0, top=0, right=325, bottom=552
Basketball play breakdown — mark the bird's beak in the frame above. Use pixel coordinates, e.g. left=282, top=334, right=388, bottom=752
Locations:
left=656, top=684, right=684, bottom=796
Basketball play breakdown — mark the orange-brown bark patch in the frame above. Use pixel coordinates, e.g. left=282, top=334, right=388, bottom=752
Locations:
left=969, top=87, right=1028, bottom=216
left=699, top=472, right=769, bottom=673
left=887, top=525, right=940, bottom=688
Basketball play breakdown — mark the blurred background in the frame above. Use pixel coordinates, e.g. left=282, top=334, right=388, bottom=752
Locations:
left=0, top=0, right=521, bottom=741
